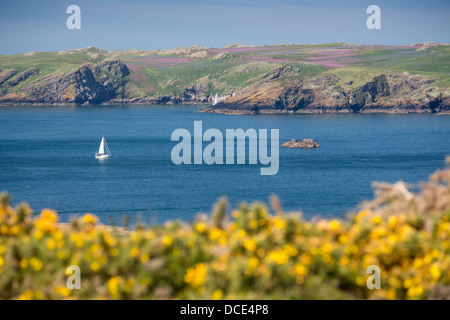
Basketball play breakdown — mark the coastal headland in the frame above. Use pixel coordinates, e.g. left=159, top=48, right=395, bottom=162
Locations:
left=0, top=42, right=449, bottom=114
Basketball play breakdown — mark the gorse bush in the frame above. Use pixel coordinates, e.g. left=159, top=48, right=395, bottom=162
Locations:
left=0, top=158, right=449, bottom=300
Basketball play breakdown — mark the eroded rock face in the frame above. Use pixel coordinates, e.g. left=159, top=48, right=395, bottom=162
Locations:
left=349, top=74, right=390, bottom=112
left=0, top=59, right=129, bottom=105
left=281, top=139, right=320, bottom=148
left=7, top=68, right=39, bottom=87
left=0, top=69, right=18, bottom=86
left=202, top=73, right=449, bottom=114
left=181, top=76, right=210, bottom=100
left=97, top=59, right=129, bottom=78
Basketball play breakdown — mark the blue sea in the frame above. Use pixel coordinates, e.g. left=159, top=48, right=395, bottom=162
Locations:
left=0, top=105, right=449, bottom=225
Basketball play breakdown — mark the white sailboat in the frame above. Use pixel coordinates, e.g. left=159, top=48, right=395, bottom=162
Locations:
left=95, top=136, right=111, bottom=159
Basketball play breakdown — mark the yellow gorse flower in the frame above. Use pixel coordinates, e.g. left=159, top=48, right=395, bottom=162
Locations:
left=184, top=263, right=207, bottom=287
left=81, top=214, right=98, bottom=225
left=267, top=249, right=289, bottom=265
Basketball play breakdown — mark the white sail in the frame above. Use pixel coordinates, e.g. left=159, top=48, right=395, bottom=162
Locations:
left=104, top=138, right=111, bottom=155
left=98, top=138, right=105, bottom=155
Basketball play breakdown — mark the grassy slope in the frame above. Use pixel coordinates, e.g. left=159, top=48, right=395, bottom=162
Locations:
left=0, top=50, right=107, bottom=95
left=353, top=46, right=450, bottom=87
left=1, top=43, right=449, bottom=99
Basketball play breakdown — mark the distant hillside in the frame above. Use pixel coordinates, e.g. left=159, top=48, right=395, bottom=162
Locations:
left=0, top=42, right=449, bottom=113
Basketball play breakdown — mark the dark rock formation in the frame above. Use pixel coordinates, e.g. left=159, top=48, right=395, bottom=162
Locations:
left=180, top=76, right=210, bottom=101
left=281, top=139, right=320, bottom=148
left=7, top=68, right=39, bottom=87
left=349, top=74, right=390, bottom=112
left=97, top=59, right=129, bottom=77
left=0, top=69, right=18, bottom=86
left=0, top=59, right=129, bottom=105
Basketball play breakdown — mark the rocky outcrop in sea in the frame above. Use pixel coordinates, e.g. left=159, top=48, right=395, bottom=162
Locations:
left=281, top=139, right=320, bottom=148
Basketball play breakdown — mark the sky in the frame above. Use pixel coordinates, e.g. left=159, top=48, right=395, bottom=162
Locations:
left=0, top=0, right=449, bottom=54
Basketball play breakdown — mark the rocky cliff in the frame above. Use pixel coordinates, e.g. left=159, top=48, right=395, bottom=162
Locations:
left=0, top=59, right=129, bottom=105
left=201, top=72, right=450, bottom=114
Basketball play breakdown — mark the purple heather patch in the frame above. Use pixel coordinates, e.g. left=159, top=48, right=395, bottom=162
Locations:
left=246, top=56, right=302, bottom=63
left=126, top=63, right=142, bottom=72
left=129, top=73, right=140, bottom=81
left=208, top=46, right=283, bottom=53
left=304, top=49, right=363, bottom=68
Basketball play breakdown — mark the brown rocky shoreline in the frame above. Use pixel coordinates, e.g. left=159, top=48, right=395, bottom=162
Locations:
left=199, top=73, right=450, bottom=115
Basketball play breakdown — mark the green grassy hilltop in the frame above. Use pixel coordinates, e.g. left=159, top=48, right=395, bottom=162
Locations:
left=0, top=42, right=449, bottom=113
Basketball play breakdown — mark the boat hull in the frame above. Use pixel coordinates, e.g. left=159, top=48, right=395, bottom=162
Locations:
left=95, top=154, right=110, bottom=159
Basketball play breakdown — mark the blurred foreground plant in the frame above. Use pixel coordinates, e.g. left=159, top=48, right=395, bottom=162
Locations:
left=0, top=158, right=449, bottom=300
